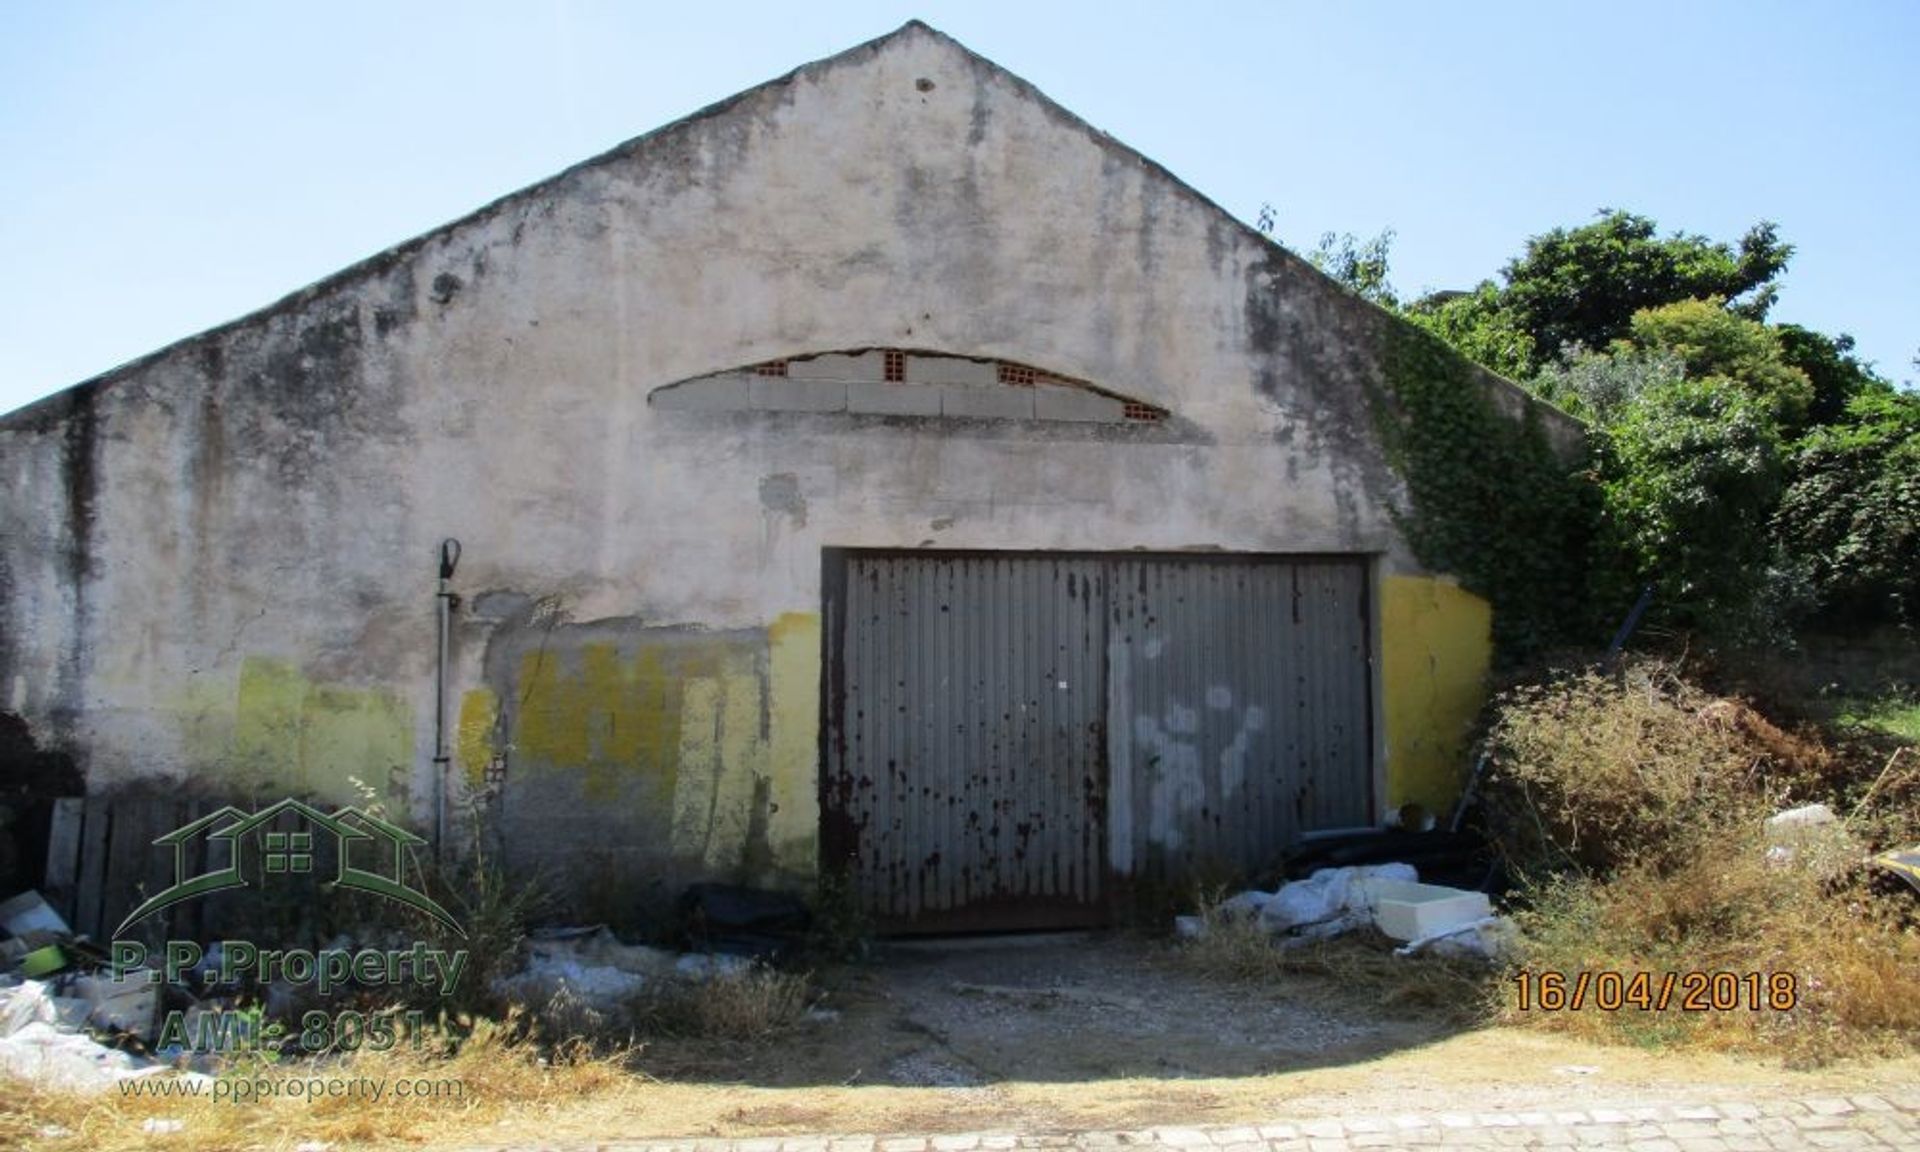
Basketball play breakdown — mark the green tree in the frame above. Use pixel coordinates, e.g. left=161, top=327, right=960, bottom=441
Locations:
left=1409, top=210, right=1792, bottom=378
left=1774, top=324, right=1891, bottom=428
left=1529, top=345, right=1686, bottom=426
left=1599, top=378, right=1786, bottom=640
left=1306, top=228, right=1398, bottom=307
left=1305, top=205, right=1911, bottom=641
left=1404, top=284, right=1535, bottom=380
left=1773, top=390, right=1920, bottom=625
left=1625, top=298, right=1814, bottom=428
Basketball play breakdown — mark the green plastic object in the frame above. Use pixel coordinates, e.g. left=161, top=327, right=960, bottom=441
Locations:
left=18, top=944, right=66, bottom=978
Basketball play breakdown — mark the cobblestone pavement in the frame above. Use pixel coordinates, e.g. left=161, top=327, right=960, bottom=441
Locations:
left=470, top=1092, right=1920, bottom=1151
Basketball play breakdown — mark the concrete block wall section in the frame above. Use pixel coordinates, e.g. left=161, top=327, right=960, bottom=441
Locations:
left=752, top=376, right=848, bottom=412
left=847, top=381, right=942, bottom=416
left=905, top=355, right=999, bottom=387
left=789, top=351, right=886, bottom=380
left=1034, top=385, right=1125, bottom=422
left=940, top=385, right=1034, bottom=419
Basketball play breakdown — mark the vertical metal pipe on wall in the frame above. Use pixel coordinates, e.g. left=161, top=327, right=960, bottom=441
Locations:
left=432, top=539, right=462, bottom=856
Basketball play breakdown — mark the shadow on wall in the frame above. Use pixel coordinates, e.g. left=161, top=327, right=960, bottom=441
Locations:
left=0, top=712, right=85, bottom=896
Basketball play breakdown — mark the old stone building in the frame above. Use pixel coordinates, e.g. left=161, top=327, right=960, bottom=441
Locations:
left=0, top=23, right=1578, bottom=931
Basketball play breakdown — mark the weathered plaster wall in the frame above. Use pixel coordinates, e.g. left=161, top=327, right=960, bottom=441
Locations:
left=0, top=24, right=1576, bottom=915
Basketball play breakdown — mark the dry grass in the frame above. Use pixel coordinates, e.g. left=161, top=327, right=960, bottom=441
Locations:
left=0, top=969, right=815, bottom=1151
left=1180, top=900, right=1496, bottom=1026
left=0, top=1015, right=637, bottom=1152
left=634, top=967, right=815, bottom=1041
left=1482, top=663, right=1804, bottom=875
left=1507, top=835, right=1920, bottom=1064
left=1485, top=658, right=1920, bottom=1065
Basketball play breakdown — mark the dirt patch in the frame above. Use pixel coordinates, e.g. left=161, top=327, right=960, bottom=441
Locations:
left=636, top=933, right=1440, bottom=1089
left=12, top=934, right=1915, bottom=1150
left=593, top=934, right=1914, bottom=1141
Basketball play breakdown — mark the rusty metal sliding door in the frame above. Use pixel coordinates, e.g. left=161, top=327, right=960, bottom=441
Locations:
left=824, top=552, right=1371, bottom=932
left=1105, top=557, right=1371, bottom=883
left=827, top=554, right=1108, bottom=932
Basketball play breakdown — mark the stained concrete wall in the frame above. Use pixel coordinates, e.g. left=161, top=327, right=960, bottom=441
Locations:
left=0, top=23, right=1575, bottom=919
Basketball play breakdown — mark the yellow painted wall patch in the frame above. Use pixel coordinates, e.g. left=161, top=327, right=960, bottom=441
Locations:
left=1379, top=575, right=1493, bottom=816
left=213, top=657, right=413, bottom=811
left=456, top=686, right=499, bottom=788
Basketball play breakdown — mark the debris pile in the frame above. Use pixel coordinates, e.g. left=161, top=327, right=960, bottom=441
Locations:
left=490, top=924, right=754, bottom=1015
left=1179, top=864, right=1514, bottom=962
left=0, top=890, right=201, bottom=1092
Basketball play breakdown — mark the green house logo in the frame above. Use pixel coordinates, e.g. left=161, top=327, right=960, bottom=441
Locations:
left=116, top=798, right=465, bottom=938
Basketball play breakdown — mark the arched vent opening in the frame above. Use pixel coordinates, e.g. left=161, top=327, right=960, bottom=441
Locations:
left=649, top=349, right=1168, bottom=423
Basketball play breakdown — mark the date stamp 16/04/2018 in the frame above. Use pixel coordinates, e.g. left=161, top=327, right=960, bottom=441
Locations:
left=1512, top=969, right=1799, bottom=1013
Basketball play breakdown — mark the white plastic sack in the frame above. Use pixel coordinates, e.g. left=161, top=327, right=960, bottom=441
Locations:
left=1393, top=914, right=1518, bottom=962
left=1258, top=863, right=1417, bottom=933
left=1216, top=890, right=1275, bottom=921
left=494, top=956, right=647, bottom=1011
left=0, top=1021, right=170, bottom=1092
left=0, top=980, right=56, bottom=1038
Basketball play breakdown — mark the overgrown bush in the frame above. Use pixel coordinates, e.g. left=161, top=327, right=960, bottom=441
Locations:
left=427, top=853, right=554, bottom=1017
left=1596, top=379, right=1788, bottom=643
left=1483, top=659, right=1920, bottom=1063
left=1773, top=390, right=1920, bottom=627
left=1481, top=662, right=1801, bottom=876
left=1509, top=832, right=1920, bottom=1063
left=1528, top=345, right=1685, bottom=425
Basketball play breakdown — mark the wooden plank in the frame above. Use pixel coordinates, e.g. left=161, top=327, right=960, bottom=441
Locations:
left=42, top=798, right=85, bottom=922
left=100, top=801, right=145, bottom=941
left=104, top=800, right=173, bottom=942
left=170, top=799, right=207, bottom=940
left=73, top=796, right=113, bottom=939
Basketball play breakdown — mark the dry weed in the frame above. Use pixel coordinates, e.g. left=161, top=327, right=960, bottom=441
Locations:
left=1483, top=661, right=1787, bottom=875
left=1486, top=658, right=1920, bottom=1064
left=1180, top=900, right=1494, bottom=1025
left=635, top=967, right=814, bottom=1041
left=0, top=1014, right=637, bottom=1152
left=1508, top=832, right=1920, bottom=1063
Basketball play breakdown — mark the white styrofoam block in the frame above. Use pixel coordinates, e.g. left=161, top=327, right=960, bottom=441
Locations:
left=1356, top=879, right=1491, bottom=942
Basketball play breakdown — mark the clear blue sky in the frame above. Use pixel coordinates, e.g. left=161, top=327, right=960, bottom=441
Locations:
left=3, top=1, right=1916, bottom=415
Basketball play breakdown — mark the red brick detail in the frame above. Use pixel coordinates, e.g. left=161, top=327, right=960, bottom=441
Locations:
left=884, top=350, right=906, bottom=382
left=754, top=360, right=788, bottom=377
left=997, top=362, right=1037, bottom=386
left=1122, top=402, right=1165, bottom=422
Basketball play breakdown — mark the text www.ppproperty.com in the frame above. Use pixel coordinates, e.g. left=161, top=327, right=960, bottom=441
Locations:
left=118, top=1075, right=466, bottom=1105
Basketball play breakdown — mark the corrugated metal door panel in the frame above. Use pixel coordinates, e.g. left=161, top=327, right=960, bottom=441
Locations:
left=834, top=553, right=1106, bottom=932
left=827, top=551, right=1370, bottom=930
left=1298, top=560, right=1372, bottom=832
left=1107, top=556, right=1371, bottom=883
